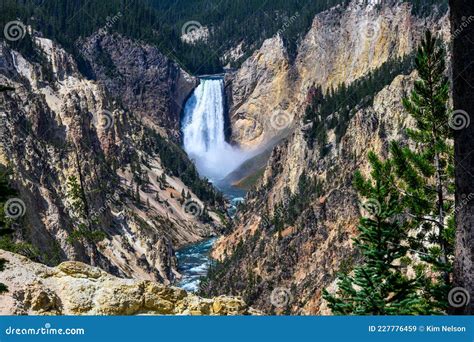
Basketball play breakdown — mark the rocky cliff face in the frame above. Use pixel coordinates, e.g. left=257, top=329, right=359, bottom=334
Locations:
left=0, top=0, right=450, bottom=316
left=0, top=33, right=221, bottom=285
left=0, top=250, right=258, bottom=315
left=78, top=34, right=197, bottom=138
left=206, top=0, right=449, bottom=314
left=226, top=36, right=293, bottom=149
left=227, top=0, right=448, bottom=149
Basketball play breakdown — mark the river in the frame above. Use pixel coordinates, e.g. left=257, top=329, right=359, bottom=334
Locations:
left=175, top=237, right=217, bottom=292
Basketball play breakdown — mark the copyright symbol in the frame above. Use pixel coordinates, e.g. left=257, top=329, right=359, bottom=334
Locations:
left=418, top=326, right=425, bottom=332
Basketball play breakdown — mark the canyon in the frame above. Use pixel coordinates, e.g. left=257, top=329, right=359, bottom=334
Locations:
left=0, top=0, right=450, bottom=315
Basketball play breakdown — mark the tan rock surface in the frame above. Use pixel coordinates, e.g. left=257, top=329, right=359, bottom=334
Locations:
left=228, top=0, right=448, bottom=149
left=0, top=250, right=258, bottom=315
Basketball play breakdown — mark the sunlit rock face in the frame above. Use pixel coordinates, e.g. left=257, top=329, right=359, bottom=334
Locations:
left=227, top=0, right=448, bottom=150
left=226, top=35, right=293, bottom=150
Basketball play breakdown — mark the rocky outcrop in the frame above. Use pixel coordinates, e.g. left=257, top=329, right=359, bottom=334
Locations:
left=226, top=35, right=293, bottom=149
left=296, top=1, right=440, bottom=91
left=227, top=0, right=448, bottom=149
left=0, top=34, right=221, bottom=285
left=0, top=250, right=258, bottom=315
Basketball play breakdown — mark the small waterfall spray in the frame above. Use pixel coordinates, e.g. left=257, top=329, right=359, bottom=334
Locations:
left=182, top=77, right=251, bottom=181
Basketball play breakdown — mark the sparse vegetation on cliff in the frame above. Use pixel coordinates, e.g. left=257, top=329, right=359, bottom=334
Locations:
left=304, top=54, right=415, bottom=152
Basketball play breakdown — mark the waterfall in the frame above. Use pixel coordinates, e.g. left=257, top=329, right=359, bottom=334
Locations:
left=182, top=77, right=251, bottom=181
left=178, top=78, right=251, bottom=291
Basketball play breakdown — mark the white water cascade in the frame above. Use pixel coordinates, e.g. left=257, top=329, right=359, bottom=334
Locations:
left=182, top=77, right=252, bottom=181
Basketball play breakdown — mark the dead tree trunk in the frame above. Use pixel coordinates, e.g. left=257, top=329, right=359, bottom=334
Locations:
left=449, top=0, right=474, bottom=314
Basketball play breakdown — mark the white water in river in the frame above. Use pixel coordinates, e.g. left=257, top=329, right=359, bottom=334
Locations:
left=182, top=77, right=252, bottom=181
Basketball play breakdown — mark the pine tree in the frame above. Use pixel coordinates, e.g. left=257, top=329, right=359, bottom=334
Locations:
left=0, top=167, right=16, bottom=232
left=159, top=173, right=167, bottom=187
left=66, top=175, right=105, bottom=247
left=323, top=152, right=429, bottom=314
left=135, top=184, right=141, bottom=203
left=0, top=85, right=14, bottom=92
left=67, top=175, right=86, bottom=218
left=390, top=30, right=453, bottom=308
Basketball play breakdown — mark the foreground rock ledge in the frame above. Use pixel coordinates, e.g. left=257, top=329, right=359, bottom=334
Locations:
left=0, top=250, right=260, bottom=315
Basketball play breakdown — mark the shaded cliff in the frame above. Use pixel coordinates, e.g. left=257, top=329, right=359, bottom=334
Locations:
left=78, top=33, right=198, bottom=138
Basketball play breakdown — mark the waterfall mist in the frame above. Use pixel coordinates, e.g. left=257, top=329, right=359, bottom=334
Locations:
left=182, top=78, right=253, bottom=182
